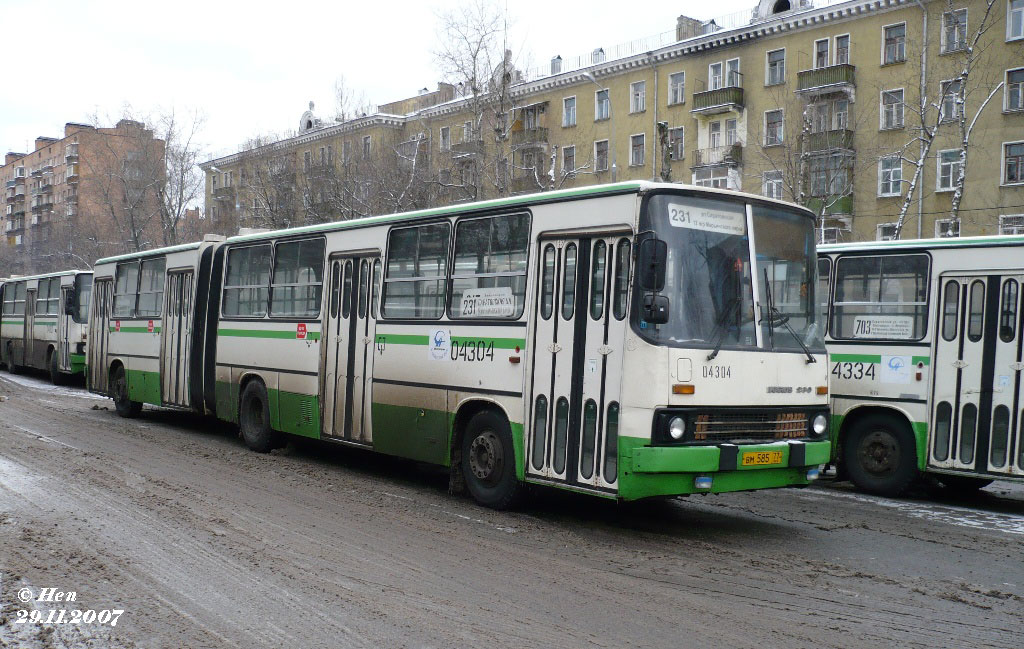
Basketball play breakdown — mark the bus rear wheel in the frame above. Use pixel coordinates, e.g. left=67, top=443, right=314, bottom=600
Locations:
left=936, top=474, right=993, bottom=493
left=239, top=381, right=280, bottom=453
left=843, top=414, right=917, bottom=496
left=461, top=410, right=522, bottom=510
left=111, top=365, right=142, bottom=418
left=6, top=343, right=21, bottom=374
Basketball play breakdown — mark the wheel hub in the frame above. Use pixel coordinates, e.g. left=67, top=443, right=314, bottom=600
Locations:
left=859, top=430, right=899, bottom=476
left=468, top=430, right=502, bottom=483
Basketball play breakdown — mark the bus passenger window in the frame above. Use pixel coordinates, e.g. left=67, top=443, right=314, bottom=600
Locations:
left=531, top=395, right=548, bottom=471
left=449, top=213, right=530, bottom=319
left=831, top=254, right=928, bottom=340
left=941, top=280, right=959, bottom=341
left=113, top=262, right=140, bottom=318
left=370, top=259, right=381, bottom=319
left=271, top=239, right=325, bottom=318
left=999, top=279, right=1018, bottom=343
left=329, top=262, right=341, bottom=318
left=967, top=280, right=984, bottom=342
left=817, top=257, right=830, bottom=327
left=382, top=223, right=449, bottom=319
left=603, top=402, right=619, bottom=481
left=223, top=245, right=272, bottom=318
left=613, top=239, right=630, bottom=321
left=341, top=260, right=353, bottom=318
left=991, top=405, right=1010, bottom=468
left=562, top=244, right=577, bottom=320
left=358, top=259, right=369, bottom=319
left=540, top=244, right=555, bottom=320
left=589, top=240, right=607, bottom=320
left=933, top=401, right=952, bottom=462
left=960, top=403, right=977, bottom=464
left=137, top=258, right=166, bottom=317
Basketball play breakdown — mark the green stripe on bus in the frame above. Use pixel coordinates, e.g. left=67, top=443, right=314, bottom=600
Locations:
left=110, top=326, right=162, bottom=334
left=1, top=320, right=25, bottom=325
left=911, top=356, right=930, bottom=366
left=377, top=333, right=525, bottom=349
left=217, top=328, right=321, bottom=341
left=829, top=353, right=881, bottom=363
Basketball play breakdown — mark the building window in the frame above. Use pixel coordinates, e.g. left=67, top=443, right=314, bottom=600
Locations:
left=881, top=89, right=905, bottom=129
left=303, top=151, right=311, bottom=171
left=941, top=80, right=963, bottom=121
left=766, top=49, right=785, bottom=85
left=937, top=149, right=962, bottom=191
left=876, top=223, right=898, bottom=241
left=669, top=127, right=685, bottom=160
left=1005, top=142, right=1024, bottom=183
left=343, top=141, right=352, bottom=163
left=562, top=145, right=576, bottom=175
left=595, top=140, right=609, bottom=172
left=935, top=218, right=960, bottom=238
left=1006, top=69, right=1024, bottom=111
left=709, top=121, right=722, bottom=148
left=883, top=23, right=906, bottom=64
left=694, top=167, right=729, bottom=189
left=563, top=96, right=576, bottom=127
left=327, top=146, right=334, bottom=165
left=1011, top=0, right=1024, bottom=40
left=523, top=106, right=540, bottom=130
left=709, top=62, right=723, bottom=90
left=763, top=170, right=784, bottom=199
left=630, top=81, right=646, bottom=113
left=833, top=99, right=849, bottom=130
left=999, top=214, right=1024, bottom=234
left=815, top=39, right=830, bottom=68
left=835, top=35, right=850, bottom=64
left=668, top=72, right=685, bottom=105
left=810, top=103, right=830, bottom=134
left=440, top=126, right=451, bottom=151
left=630, top=134, right=645, bottom=166
left=942, top=9, right=968, bottom=53
left=362, top=136, right=371, bottom=159
left=725, top=119, right=738, bottom=145
left=765, top=110, right=784, bottom=146
left=879, top=155, right=903, bottom=196
left=595, top=89, right=610, bottom=120
left=463, top=121, right=474, bottom=142
left=726, top=58, right=740, bottom=87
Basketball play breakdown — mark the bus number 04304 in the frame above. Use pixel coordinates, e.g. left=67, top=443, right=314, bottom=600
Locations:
left=451, top=340, right=495, bottom=362
left=831, top=361, right=875, bottom=380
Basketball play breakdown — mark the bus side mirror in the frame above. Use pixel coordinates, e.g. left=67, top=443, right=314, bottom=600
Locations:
left=63, top=289, right=76, bottom=315
left=638, top=238, right=667, bottom=292
left=643, top=294, right=670, bottom=325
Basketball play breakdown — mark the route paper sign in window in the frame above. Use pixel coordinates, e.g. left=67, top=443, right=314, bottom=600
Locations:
left=459, top=286, right=515, bottom=318
left=852, top=315, right=914, bottom=339
left=667, top=202, right=746, bottom=236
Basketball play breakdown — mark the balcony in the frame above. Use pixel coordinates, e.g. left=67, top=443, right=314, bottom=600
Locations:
left=451, top=139, right=484, bottom=157
left=691, top=86, right=744, bottom=115
left=41, top=164, right=54, bottom=175
left=691, top=143, right=744, bottom=168
left=797, top=64, right=855, bottom=96
left=510, top=174, right=544, bottom=194
left=66, top=203, right=77, bottom=217
left=66, top=164, right=79, bottom=182
left=509, top=127, right=549, bottom=148
left=30, top=167, right=42, bottom=177
left=806, top=129, right=854, bottom=152
left=65, top=144, right=78, bottom=161
left=40, top=178, right=53, bottom=192
left=212, top=186, right=235, bottom=201
left=806, top=194, right=853, bottom=216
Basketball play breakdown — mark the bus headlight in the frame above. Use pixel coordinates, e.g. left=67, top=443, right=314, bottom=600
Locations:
left=811, top=413, right=828, bottom=437
left=668, top=417, right=686, bottom=440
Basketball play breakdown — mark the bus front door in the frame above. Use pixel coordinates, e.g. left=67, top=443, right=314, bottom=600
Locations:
left=161, top=271, right=194, bottom=407
left=932, top=274, right=1024, bottom=477
left=88, top=280, right=113, bottom=394
left=323, top=256, right=378, bottom=444
left=527, top=236, right=628, bottom=492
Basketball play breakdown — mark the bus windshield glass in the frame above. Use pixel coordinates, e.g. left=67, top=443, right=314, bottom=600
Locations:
left=74, top=274, right=93, bottom=324
left=636, top=193, right=823, bottom=353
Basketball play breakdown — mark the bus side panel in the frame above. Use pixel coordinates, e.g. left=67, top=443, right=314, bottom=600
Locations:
left=370, top=383, right=448, bottom=465
left=830, top=398, right=928, bottom=470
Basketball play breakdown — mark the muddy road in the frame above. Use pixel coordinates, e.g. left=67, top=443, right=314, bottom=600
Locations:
left=1, top=372, right=1022, bottom=649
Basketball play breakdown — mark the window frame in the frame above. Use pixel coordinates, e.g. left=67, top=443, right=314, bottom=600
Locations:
left=112, top=261, right=141, bottom=319
left=668, top=71, right=686, bottom=105
left=941, top=7, right=968, bottom=53
left=1002, top=140, right=1024, bottom=185
left=221, top=243, right=274, bottom=320
left=936, top=148, right=962, bottom=192
left=1006, top=67, right=1024, bottom=112
left=998, top=213, right=1024, bottom=234
left=762, top=170, right=784, bottom=200
left=562, top=145, right=576, bottom=176
left=629, top=133, right=645, bottom=167
left=439, top=126, right=451, bottom=152
left=934, top=218, right=960, bottom=238
left=562, top=95, right=577, bottom=127
left=594, top=139, right=609, bottom=172
left=446, top=212, right=528, bottom=322
left=834, top=34, right=851, bottom=65
left=878, top=155, right=903, bottom=197
left=814, top=38, right=831, bottom=69
left=765, top=48, right=786, bottom=86
left=830, top=253, right=931, bottom=342
left=668, top=126, right=685, bottom=160
left=1010, top=0, right=1024, bottom=41
left=268, top=237, right=326, bottom=319
left=940, top=79, right=963, bottom=122
left=381, top=221, right=452, bottom=321
left=880, top=88, right=905, bottom=129
left=136, top=257, right=166, bottom=318
left=709, top=62, right=723, bottom=90
left=629, top=81, right=646, bottom=113
left=881, top=22, right=907, bottom=65
left=764, top=109, right=784, bottom=146
left=594, top=88, right=610, bottom=121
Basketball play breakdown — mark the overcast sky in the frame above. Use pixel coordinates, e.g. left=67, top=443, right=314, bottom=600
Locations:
left=0, top=0, right=755, bottom=161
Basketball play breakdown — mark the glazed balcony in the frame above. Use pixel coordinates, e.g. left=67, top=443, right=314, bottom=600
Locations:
left=65, top=144, right=79, bottom=161
left=509, top=127, right=548, bottom=148
left=510, top=174, right=544, bottom=194
left=806, top=129, right=854, bottom=152
left=213, top=186, right=235, bottom=201
left=451, top=139, right=484, bottom=156
left=691, top=143, right=743, bottom=168
left=691, top=86, right=744, bottom=115
left=806, top=193, right=853, bottom=216
left=66, top=164, right=79, bottom=182
left=797, top=64, right=855, bottom=96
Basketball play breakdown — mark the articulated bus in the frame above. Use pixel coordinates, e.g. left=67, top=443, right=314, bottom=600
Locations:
left=819, top=235, right=1024, bottom=495
left=1, top=270, right=93, bottom=384
left=89, top=181, right=830, bottom=507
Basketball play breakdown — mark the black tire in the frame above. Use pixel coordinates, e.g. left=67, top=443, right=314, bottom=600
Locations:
left=7, top=343, right=21, bottom=374
left=48, top=349, right=64, bottom=386
left=461, top=410, right=522, bottom=510
left=239, top=381, right=280, bottom=453
left=111, top=365, right=142, bottom=418
left=936, top=474, right=993, bottom=493
left=842, top=414, right=917, bottom=496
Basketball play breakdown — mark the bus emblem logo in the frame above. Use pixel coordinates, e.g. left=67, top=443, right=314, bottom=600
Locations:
left=429, top=329, right=450, bottom=361
left=296, top=323, right=307, bottom=340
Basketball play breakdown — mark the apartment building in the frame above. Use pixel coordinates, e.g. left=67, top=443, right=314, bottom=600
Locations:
left=201, top=0, right=1024, bottom=242
left=1, top=120, right=166, bottom=274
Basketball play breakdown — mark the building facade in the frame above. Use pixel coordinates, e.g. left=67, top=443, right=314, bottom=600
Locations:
left=1, top=120, right=166, bottom=274
left=201, top=0, right=1024, bottom=242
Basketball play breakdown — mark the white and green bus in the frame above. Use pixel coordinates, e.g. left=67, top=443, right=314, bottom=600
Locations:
left=90, top=182, right=830, bottom=507
left=1, top=270, right=93, bottom=383
left=819, top=235, right=1024, bottom=495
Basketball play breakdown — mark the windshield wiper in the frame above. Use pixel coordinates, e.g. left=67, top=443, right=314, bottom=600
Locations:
left=706, top=296, right=741, bottom=362
left=761, top=268, right=816, bottom=364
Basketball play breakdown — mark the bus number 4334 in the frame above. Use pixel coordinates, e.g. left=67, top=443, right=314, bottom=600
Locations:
left=831, top=362, right=875, bottom=381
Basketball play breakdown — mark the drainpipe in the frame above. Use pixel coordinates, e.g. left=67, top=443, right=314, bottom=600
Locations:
left=649, top=52, right=659, bottom=180
left=916, top=0, right=928, bottom=239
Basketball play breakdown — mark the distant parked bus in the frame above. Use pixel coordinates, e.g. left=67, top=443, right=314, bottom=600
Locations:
left=89, top=182, right=831, bottom=508
left=0, top=270, right=93, bottom=383
left=819, top=235, right=1024, bottom=495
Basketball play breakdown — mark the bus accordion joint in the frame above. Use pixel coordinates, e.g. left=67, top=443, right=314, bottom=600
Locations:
left=816, top=386, right=828, bottom=395
left=672, top=384, right=695, bottom=395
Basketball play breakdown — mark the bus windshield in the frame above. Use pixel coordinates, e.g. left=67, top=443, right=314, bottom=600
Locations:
left=74, top=274, right=93, bottom=324
left=635, top=193, right=824, bottom=353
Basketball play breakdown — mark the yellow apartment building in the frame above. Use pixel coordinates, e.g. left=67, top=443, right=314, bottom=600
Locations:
left=201, top=0, right=1024, bottom=242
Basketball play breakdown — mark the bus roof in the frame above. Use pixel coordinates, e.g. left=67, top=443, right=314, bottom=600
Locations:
left=0, top=269, right=91, bottom=283
left=95, top=241, right=203, bottom=266
left=819, top=234, right=1024, bottom=254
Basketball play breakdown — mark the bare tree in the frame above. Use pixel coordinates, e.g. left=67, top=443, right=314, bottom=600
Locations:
left=157, top=109, right=206, bottom=246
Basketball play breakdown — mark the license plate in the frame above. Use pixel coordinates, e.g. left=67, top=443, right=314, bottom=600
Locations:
left=741, top=451, right=784, bottom=466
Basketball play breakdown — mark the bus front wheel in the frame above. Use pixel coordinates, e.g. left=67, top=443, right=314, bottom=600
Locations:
left=239, top=381, right=281, bottom=453
left=48, top=349, right=64, bottom=386
left=461, top=410, right=522, bottom=510
left=843, top=414, right=917, bottom=496
left=111, top=366, right=142, bottom=418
